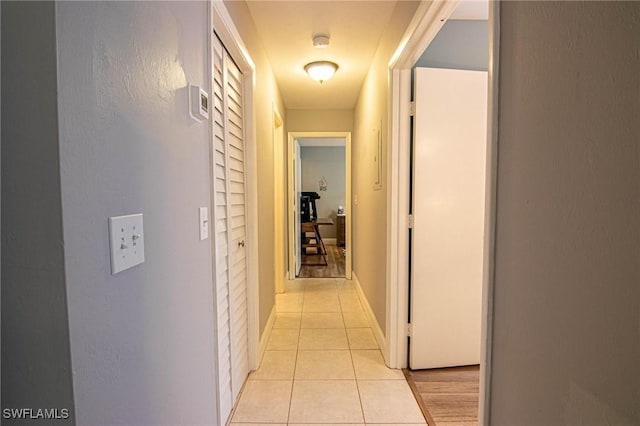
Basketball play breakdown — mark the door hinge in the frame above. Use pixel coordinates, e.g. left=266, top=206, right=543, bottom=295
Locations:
left=407, top=323, right=412, bottom=337
left=409, top=101, right=415, bottom=116
left=408, top=214, right=413, bottom=229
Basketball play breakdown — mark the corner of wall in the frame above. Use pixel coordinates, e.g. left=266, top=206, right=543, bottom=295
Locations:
left=352, top=272, right=387, bottom=357
left=1, top=2, right=75, bottom=421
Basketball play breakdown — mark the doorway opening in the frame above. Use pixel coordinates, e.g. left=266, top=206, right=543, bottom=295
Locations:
left=387, top=0, right=497, bottom=425
left=287, top=132, right=352, bottom=281
left=407, top=14, right=489, bottom=426
left=298, top=138, right=346, bottom=278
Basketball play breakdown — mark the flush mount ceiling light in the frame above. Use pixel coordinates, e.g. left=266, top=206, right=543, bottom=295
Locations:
left=304, top=61, right=339, bottom=84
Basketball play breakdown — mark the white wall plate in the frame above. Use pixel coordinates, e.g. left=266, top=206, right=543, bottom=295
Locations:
left=199, top=207, right=209, bottom=240
left=108, top=213, right=145, bottom=274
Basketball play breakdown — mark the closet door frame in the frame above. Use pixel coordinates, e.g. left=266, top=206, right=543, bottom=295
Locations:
left=210, top=1, right=259, bottom=421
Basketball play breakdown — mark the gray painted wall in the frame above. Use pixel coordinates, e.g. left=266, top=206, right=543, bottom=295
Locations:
left=1, top=2, right=75, bottom=423
left=415, top=20, right=488, bottom=71
left=300, top=147, right=346, bottom=239
left=491, top=2, right=640, bottom=425
left=55, top=2, right=217, bottom=424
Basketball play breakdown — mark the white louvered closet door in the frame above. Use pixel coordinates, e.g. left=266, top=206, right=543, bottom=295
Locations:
left=212, top=34, right=249, bottom=424
left=224, top=43, right=249, bottom=403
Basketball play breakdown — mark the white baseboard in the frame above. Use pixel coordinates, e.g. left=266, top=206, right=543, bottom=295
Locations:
left=280, top=271, right=289, bottom=294
left=276, top=270, right=287, bottom=294
left=352, top=272, right=387, bottom=360
left=257, top=305, right=276, bottom=366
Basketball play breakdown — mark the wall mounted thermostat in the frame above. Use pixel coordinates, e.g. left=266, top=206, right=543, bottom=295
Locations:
left=189, top=84, right=209, bottom=122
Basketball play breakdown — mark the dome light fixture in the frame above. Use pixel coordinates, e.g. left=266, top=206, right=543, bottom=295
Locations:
left=304, top=61, right=339, bottom=84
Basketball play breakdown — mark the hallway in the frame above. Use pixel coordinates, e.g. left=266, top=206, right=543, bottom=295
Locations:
left=230, top=278, right=426, bottom=425
left=4, top=2, right=640, bottom=425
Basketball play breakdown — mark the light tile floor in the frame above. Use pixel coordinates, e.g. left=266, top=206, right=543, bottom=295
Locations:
left=231, top=278, right=426, bottom=425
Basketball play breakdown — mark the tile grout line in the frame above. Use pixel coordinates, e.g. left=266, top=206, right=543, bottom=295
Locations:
left=346, top=284, right=368, bottom=425
left=343, top=277, right=369, bottom=425
left=287, top=278, right=373, bottom=425
left=230, top=301, right=283, bottom=423
left=265, top=279, right=423, bottom=425
left=285, top=279, right=307, bottom=425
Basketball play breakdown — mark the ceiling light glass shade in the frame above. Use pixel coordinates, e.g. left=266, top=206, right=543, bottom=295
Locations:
left=304, top=61, right=339, bottom=83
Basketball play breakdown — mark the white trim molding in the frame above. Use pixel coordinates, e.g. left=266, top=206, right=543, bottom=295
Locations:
left=273, top=105, right=286, bottom=295
left=287, top=131, right=352, bottom=280
left=479, top=1, right=500, bottom=424
left=385, top=0, right=459, bottom=371
left=258, top=305, right=276, bottom=364
left=352, top=272, right=386, bottom=356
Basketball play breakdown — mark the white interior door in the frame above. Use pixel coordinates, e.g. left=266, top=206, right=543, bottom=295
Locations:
left=212, top=35, right=249, bottom=423
left=410, top=67, right=488, bottom=369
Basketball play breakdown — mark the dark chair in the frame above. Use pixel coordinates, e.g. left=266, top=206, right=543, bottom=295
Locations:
left=301, top=191, right=321, bottom=221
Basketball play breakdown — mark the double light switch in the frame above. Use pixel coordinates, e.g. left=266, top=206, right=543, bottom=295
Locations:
left=109, top=213, right=145, bottom=274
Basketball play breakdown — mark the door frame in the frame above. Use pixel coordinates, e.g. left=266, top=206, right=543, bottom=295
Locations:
left=289, top=138, right=302, bottom=277
left=210, top=1, right=260, bottom=422
left=386, top=1, right=499, bottom=425
left=287, top=131, right=352, bottom=280
left=273, top=106, right=286, bottom=293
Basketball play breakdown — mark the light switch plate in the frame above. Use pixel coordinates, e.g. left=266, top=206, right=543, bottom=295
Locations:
left=109, top=213, right=145, bottom=274
left=199, top=207, right=209, bottom=240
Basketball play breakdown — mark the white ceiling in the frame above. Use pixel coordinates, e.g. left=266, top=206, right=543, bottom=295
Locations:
left=246, top=1, right=398, bottom=110
left=245, top=0, right=487, bottom=111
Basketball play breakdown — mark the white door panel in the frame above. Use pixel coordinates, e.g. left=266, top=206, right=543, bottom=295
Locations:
left=212, top=36, right=233, bottom=422
left=225, top=50, right=249, bottom=403
left=410, top=67, right=488, bottom=369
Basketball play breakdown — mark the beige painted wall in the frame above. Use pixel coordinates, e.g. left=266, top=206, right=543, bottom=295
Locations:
left=223, top=1, right=286, bottom=336
left=286, top=109, right=354, bottom=133
left=352, top=1, right=420, bottom=331
left=491, top=2, right=640, bottom=425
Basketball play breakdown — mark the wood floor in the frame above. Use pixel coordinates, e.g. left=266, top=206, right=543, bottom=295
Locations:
left=404, top=365, right=479, bottom=426
left=298, top=244, right=345, bottom=278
